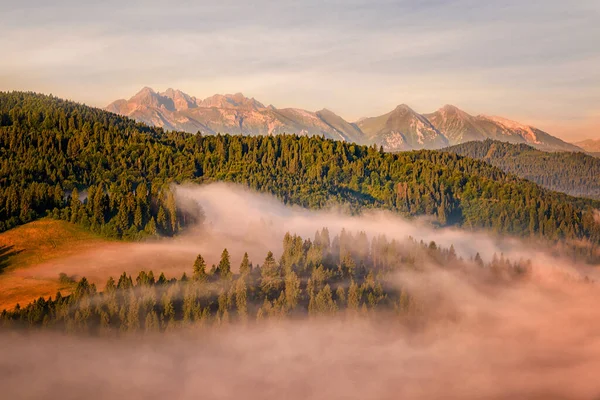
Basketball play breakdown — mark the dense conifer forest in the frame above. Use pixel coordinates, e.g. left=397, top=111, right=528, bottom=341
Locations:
left=446, top=140, right=600, bottom=200
left=0, top=229, right=530, bottom=332
left=1, top=91, right=600, bottom=246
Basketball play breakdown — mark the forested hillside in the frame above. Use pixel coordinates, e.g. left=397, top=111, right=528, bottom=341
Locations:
left=445, top=140, right=600, bottom=200
left=1, top=92, right=600, bottom=246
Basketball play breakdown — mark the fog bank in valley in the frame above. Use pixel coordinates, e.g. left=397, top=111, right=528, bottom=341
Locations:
left=2, top=182, right=599, bottom=399
left=2, top=273, right=600, bottom=400
left=26, top=182, right=596, bottom=284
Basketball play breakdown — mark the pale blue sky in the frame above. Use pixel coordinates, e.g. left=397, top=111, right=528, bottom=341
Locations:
left=1, top=0, right=599, bottom=140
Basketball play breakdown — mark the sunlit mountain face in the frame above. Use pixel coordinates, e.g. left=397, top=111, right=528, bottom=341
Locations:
left=107, top=87, right=581, bottom=152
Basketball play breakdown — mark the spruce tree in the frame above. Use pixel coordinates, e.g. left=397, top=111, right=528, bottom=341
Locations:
left=216, top=248, right=232, bottom=280
left=347, top=280, right=361, bottom=311
left=192, top=254, right=208, bottom=282
left=260, top=251, right=282, bottom=298
left=235, top=276, right=248, bottom=321
left=239, top=252, right=252, bottom=276
left=284, top=270, right=301, bottom=311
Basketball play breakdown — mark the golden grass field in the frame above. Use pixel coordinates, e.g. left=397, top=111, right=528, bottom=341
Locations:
left=0, top=219, right=233, bottom=312
left=0, top=218, right=278, bottom=312
left=0, top=219, right=111, bottom=311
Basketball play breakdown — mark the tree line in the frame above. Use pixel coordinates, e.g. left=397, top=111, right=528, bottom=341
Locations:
left=0, top=229, right=531, bottom=333
left=446, top=139, right=600, bottom=200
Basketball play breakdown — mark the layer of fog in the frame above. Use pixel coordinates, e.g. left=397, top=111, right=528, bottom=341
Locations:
left=3, top=182, right=600, bottom=399
left=21, top=182, right=598, bottom=288
left=2, top=273, right=600, bottom=399
left=175, top=183, right=598, bottom=282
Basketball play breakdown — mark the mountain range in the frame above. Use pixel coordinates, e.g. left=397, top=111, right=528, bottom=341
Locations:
left=575, top=139, right=600, bottom=154
left=106, top=87, right=581, bottom=152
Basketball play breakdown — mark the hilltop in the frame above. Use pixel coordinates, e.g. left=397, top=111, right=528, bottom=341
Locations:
left=445, top=140, right=600, bottom=200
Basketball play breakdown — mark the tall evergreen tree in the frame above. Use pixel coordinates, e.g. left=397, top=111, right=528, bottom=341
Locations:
left=239, top=252, right=252, bottom=276
left=216, top=249, right=232, bottom=280
left=192, top=254, right=208, bottom=282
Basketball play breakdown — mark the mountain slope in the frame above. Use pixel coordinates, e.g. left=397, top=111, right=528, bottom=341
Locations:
left=575, top=139, right=600, bottom=153
left=107, top=88, right=579, bottom=152
left=445, top=140, right=600, bottom=199
left=4, top=92, right=600, bottom=248
left=425, top=106, right=581, bottom=152
left=424, top=105, right=488, bottom=144
left=106, top=88, right=361, bottom=142
left=356, top=104, right=449, bottom=151
left=315, top=108, right=365, bottom=143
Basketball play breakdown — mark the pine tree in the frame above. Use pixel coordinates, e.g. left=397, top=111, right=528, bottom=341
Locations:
left=157, top=272, right=168, bottom=285
left=218, top=290, right=230, bottom=322
left=216, top=248, right=232, bottom=280
left=284, top=270, right=301, bottom=311
left=448, top=244, right=457, bottom=262
left=117, top=273, right=133, bottom=290
left=239, top=252, right=252, bottom=276
left=104, top=277, right=116, bottom=293
left=161, top=291, right=175, bottom=326
left=99, top=310, right=111, bottom=334
left=165, top=191, right=178, bottom=234
left=336, top=286, right=346, bottom=307
left=192, top=254, right=208, bottom=282
left=116, top=198, right=130, bottom=234
left=134, top=203, right=143, bottom=228
left=310, top=284, right=337, bottom=316
left=260, top=251, right=282, bottom=298
left=144, top=310, right=160, bottom=332
left=347, top=280, right=361, bottom=311
left=144, top=217, right=158, bottom=236
left=340, top=252, right=357, bottom=278
left=69, top=187, right=81, bottom=223
left=182, top=286, right=197, bottom=323
left=474, top=252, right=484, bottom=267
left=126, top=292, right=140, bottom=332
left=91, top=184, right=107, bottom=225
left=157, top=206, right=167, bottom=233
left=235, top=276, right=248, bottom=321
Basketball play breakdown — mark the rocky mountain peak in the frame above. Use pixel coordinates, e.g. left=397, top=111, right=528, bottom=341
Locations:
left=105, top=88, right=580, bottom=152
left=393, top=104, right=415, bottom=113
left=160, top=88, right=197, bottom=110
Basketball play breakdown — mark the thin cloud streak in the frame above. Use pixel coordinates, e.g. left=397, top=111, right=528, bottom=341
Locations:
left=0, top=0, right=598, bottom=139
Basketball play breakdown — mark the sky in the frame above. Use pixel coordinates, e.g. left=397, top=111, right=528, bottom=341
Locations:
left=1, top=0, right=599, bottom=141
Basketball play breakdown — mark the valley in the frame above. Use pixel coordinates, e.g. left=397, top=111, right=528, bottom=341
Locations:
left=3, top=1, right=600, bottom=398
left=2, top=91, right=600, bottom=314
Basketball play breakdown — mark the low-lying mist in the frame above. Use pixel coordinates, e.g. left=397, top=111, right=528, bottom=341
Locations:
left=2, top=274, right=600, bottom=399
left=24, top=182, right=597, bottom=285
left=2, top=182, right=600, bottom=399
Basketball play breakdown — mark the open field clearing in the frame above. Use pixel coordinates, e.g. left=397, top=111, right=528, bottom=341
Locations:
left=0, top=219, right=110, bottom=310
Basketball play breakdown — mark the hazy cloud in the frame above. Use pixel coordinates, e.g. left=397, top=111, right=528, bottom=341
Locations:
left=1, top=0, right=599, bottom=139
left=3, top=182, right=600, bottom=399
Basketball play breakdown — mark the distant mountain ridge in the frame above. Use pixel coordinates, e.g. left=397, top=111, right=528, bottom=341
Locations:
left=575, top=139, right=600, bottom=153
left=356, top=104, right=449, bottom=150
left=106, top=87, right=353, bottom=143
left=445, top=140, right=600, bottom=200
left=106, top=87, right=581, bottom=152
